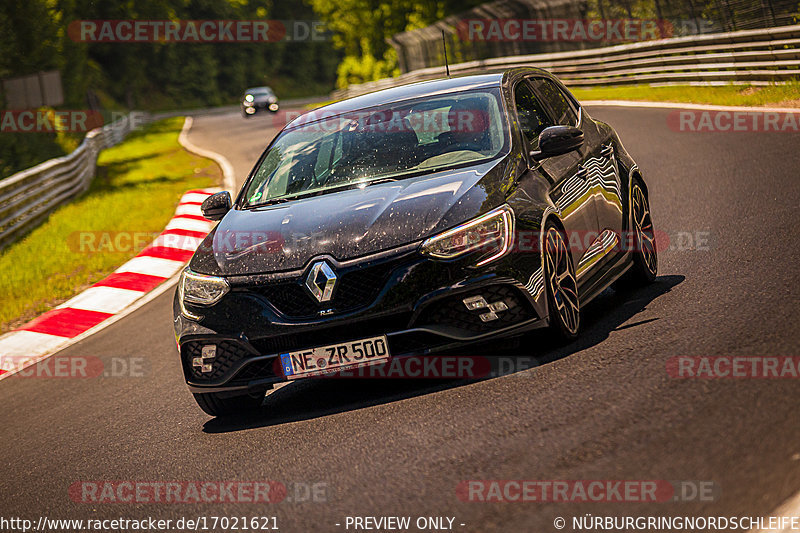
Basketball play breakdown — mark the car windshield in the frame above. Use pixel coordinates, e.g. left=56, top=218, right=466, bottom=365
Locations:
left=243, top=88, right=508, bottom=206
left=246, top=87, right=272, bottom=96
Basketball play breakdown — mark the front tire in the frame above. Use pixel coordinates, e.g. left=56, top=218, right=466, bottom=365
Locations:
left=544, top=222, right=580, bottom=341
left=193, top=390, right=265, bottom=417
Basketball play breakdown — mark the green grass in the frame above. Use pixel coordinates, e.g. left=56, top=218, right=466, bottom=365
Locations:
left=0, top=117, right=219, bottom=333
left=571, top=83, right=800, bottom=107
left=310, top=82, right=800, bottom=110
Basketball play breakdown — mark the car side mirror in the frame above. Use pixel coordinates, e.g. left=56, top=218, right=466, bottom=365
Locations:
left=201, top=191, right=232, bottom=221
left=530, top=126, right=584, bottom=161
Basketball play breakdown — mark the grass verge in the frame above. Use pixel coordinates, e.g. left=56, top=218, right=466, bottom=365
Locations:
left=571, top=83, right=800, bottom=107
left=309, top=82, right=800, bottom=110
left=0, top=117, right=219, bottom=333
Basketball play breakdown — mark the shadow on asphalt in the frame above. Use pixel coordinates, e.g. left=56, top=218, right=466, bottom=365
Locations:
left=203, top=274, right=684, bottom=433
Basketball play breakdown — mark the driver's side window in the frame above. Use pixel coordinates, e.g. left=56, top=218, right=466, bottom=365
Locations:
left=514, top=81, right=553, bottom=149
left=528, top=77, right=579, bottom=127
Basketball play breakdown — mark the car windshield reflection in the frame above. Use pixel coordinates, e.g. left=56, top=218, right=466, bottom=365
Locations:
left=244, top=88, right=509, bottom=207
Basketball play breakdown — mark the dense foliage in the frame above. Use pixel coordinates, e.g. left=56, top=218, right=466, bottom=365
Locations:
left=1, top=0, right=342, bottom=110
left=307, top=0, right=485, bottom=88
left=2, top=0, right=796, bottom=176
left=0, top=0, right=342, bottom=176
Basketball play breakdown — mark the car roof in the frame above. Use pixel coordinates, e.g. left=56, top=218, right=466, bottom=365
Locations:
left=246, top=87, right=273, bottom=93
left=290, top=69, right=551, bottom=128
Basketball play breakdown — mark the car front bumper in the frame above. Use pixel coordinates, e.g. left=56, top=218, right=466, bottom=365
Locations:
left=242, top=101, right=279, bottom=113
left=174, top=243, right=547, bottom=393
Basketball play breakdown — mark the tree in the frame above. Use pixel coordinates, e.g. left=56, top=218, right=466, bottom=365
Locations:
left=306, top=0, right=485, bottom=87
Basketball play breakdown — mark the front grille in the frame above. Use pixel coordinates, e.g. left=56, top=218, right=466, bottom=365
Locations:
left=246, top=259, right=401, bottom=319
left=255, top=283, right=317, bottom=317
left=413, top=285, right=532, bottom=334
left=183, top=340, right=253, bottom=382
left=250, top=312, right=412, bottom=355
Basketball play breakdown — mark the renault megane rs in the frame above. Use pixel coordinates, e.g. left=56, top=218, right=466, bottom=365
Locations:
left=174, top=68, right=657, bottom=416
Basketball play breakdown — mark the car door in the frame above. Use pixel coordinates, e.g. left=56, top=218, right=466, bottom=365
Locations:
left=513, top=78, right=596, bottom=274
left=529, top=76, right=623, bottom=278
left=546, top=79, right=625, bottom=240
left=583, top=115, right=625, bottom=238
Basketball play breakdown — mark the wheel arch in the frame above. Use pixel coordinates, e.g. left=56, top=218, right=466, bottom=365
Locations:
left=540, top=212, right=567, bottom=256
left=630, top=167, right=648, bottom=198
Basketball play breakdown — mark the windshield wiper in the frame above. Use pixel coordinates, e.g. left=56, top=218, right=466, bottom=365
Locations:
left=248, top=177, right=401, bottom=208
left=250, top=197, right=290, bottom=208
left=362, top=177, right=398, bottom=186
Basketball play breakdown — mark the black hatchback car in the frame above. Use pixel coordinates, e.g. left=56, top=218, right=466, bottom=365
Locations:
left=175, top=68, right=657, bottom=416
left=241, top=86, right=279, bottom=117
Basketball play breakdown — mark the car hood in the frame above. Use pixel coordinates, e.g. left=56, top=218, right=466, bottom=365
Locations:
left=190, top=156, right=514, bottom=276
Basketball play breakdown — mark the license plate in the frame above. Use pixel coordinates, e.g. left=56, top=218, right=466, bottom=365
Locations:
left=279, top=335, right=390, bottom=379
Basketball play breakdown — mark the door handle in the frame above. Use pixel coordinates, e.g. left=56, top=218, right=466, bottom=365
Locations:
left=600, top=144, right=614, bottom=158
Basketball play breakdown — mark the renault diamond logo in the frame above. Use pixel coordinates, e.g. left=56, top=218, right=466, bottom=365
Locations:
left=305, top=260, right=337, bottom=303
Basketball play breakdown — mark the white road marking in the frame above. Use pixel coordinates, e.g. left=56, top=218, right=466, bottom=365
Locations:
left=115, top=256, right=185, bottom=278
left=164, top=217, right=213, bottom=233
left=749, top=490, right=800, bottom=532
left=151, top=233, right=205, bottom=251
left=174, top=203, right=204, bottom=216
left=179, top=116, right=237, bottom=191
left=57, top=286, right=145, bottom=314
left=0, top=331, right=69, bottom=363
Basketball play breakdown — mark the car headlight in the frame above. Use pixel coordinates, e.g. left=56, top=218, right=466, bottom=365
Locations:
left=244, top=94, right=254, bottom=102
left=421, top=205, right=514, bottom=266
left=178, top=267, right=230, bottom=319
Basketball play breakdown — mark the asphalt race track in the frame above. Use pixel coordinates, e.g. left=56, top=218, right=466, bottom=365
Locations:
left=1, top=104, right=799, bottom=532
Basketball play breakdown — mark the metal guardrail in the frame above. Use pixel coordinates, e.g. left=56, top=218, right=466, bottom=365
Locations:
left=2, top=23, right=795, bottom=250
left=0, top=113, right=150, bottom=250
left=333, top=25, right=800, bottom=100
left=0, top=98, right=321, bottom=251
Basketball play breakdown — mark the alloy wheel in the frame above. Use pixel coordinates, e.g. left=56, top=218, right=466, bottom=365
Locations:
left=632, top=184, right=657, bottom=276
left=545, top=227, right=580, bottom=335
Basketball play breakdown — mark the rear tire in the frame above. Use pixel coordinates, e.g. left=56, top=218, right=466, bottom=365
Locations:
left=620, top=178, right=658, bottom=287
left=192, top=390, right=265, bottom=417
left=543, top=222, right=580, bottom=342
